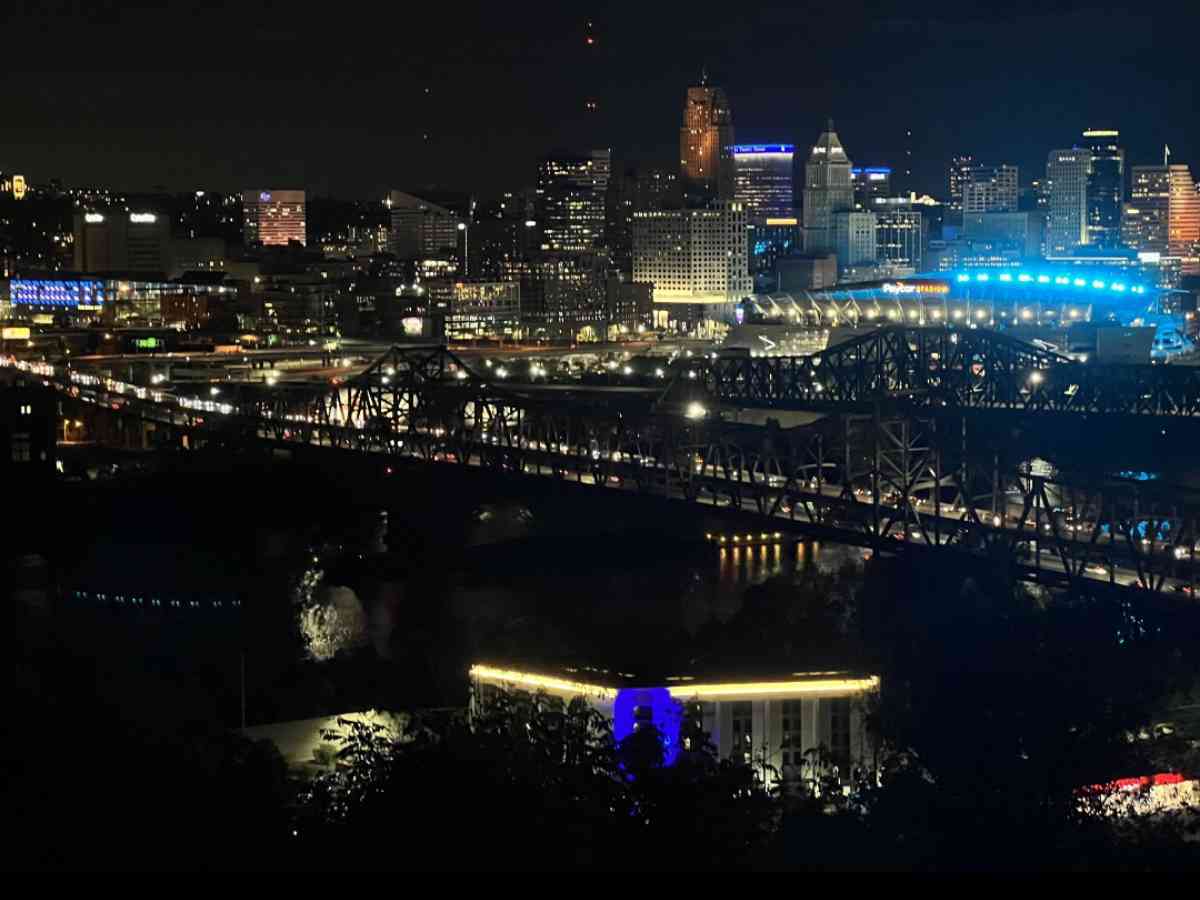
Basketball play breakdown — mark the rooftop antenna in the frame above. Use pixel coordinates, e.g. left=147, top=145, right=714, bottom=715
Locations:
left=700, top=65, right=708, bottom=86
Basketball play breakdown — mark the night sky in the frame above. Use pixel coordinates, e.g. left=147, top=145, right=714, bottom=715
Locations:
left=2, top=2, right=1196, bottom=199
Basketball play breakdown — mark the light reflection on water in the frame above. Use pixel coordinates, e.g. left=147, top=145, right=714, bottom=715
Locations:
left=716, top=540, right=843, bottom=589
left=701, top=539, right=858, bottom=623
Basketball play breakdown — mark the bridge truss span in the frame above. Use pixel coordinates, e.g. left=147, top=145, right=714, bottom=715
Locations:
left=10, top=339, right=1200, bottom=597
left=697, top=326, right=1200, bottom=417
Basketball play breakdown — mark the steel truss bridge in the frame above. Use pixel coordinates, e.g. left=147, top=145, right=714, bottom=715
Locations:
left=701, top=327, right=1200, bottom=417
left=12, top=325, right=1200, bottom=596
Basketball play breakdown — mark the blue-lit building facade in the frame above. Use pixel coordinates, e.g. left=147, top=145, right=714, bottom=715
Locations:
left=733, top=145, right=797, bottom=283
left=732, top=145, right=795, bottom=221
left=7, top=275, right=236, bottom=326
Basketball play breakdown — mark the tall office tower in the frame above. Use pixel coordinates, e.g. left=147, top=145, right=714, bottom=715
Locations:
left=1168, top=165, right=1200, bottom=261
left=1045, top=149, right=1092, bottom=255
left=679, top=75, right=735, bottom=207
left=387, top=190, right=469, bottom=269
left=833, top=210, right=877, bottom=267
left=729, top=145, right=796, bottom=223
left=632, top=203, right=751, bottom=304
left=947, top=155, right=975, bottom=214
left=732, top=145, right=795, bottom=221
left=242, top=190, right=306, bottom=246
left=961, top=165, right=1018, bottom=214
left=634, top=168, right=679, bottom=211
left=802, top=120, right=854, bottom=254
left=1082, top=129, right=1124, bottom=250
left=72, top=209, right=171, bottom=274
left=1122, top=167, right=1170, bottom=252
left=606, top=167, right=637, bottom=275
left=851, top=167, right=892, bottom=210
left=1121, top=164, right=1200, bottom=271
left=536, top=150, right=611, bottom=252
left=876, top=208, right=924, bottom=270
left=473, top=193, right=540, bottom=281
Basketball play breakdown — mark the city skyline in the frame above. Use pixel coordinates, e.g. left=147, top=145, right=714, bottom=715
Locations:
left=9, top=4, right=1200, bottom=875
left=2, top=5, right=1198, bottom=199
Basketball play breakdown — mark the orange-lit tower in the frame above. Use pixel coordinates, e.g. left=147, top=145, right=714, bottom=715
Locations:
left=679, top=70, right=735, bottom=208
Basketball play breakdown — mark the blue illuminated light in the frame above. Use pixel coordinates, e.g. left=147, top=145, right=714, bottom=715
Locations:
left=731, top=144, right=795, bottom=154
left=976, top=273, right=990, bottom=282
left=1092, top=280, right=1106, bottom=289
left=957, top=274, right=970, bottom=282
left=11, top=277, right=104, bottom=309
left=613, top=687, right=684, bottom=767
left=1073, top=278, right=1086, bottom=287
left=1111, top=283, right=1126, bottom=292
left=1018, top=273, right=1032, bottom=282
left=999, top=273, right=1012, bottom=282
left=1037, top=275, right=1051, bottom=283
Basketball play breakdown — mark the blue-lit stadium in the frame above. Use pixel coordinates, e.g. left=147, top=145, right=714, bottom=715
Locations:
left=726, top=266, right=1194, bottom=362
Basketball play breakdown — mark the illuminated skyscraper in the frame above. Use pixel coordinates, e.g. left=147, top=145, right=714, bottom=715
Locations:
left=801, top=120, right=853, bottom=255
left=733, top=145, right=796, bottom=279
left=1045, top=150, right=1092, bottom=255
left=242, top=190, right=306, bottom=247
left=634, top=168, right=679, bottom=212
left=947, top=155, right=975, bottom=215
left=962, top=165, right=1018, bottom=214
left=729, top=144, right=796, bottom=224
left=876, top=208, right=924, bottom=270
left=732, top=145, right=795, bottom=221
left=851, top=167, right=891, bottom=211
left=834, top=211, right=877, bottom=268
left=632, top=203, right=750, bottom=316
left=536, top=150, right=610, bottom=252
left=1167, top=165, right=1200, bottom=260
left=679, top=75, right=735, bottom=208
left=73, top=210, right=171, bottom=274
left=1082, top=130, right=1124, bottom=250
left=1122, top=166, right=1172, bottom=253
left=1121, top=163, right=1200, bottom=272
left=387, top=190, right=469, bottom=270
